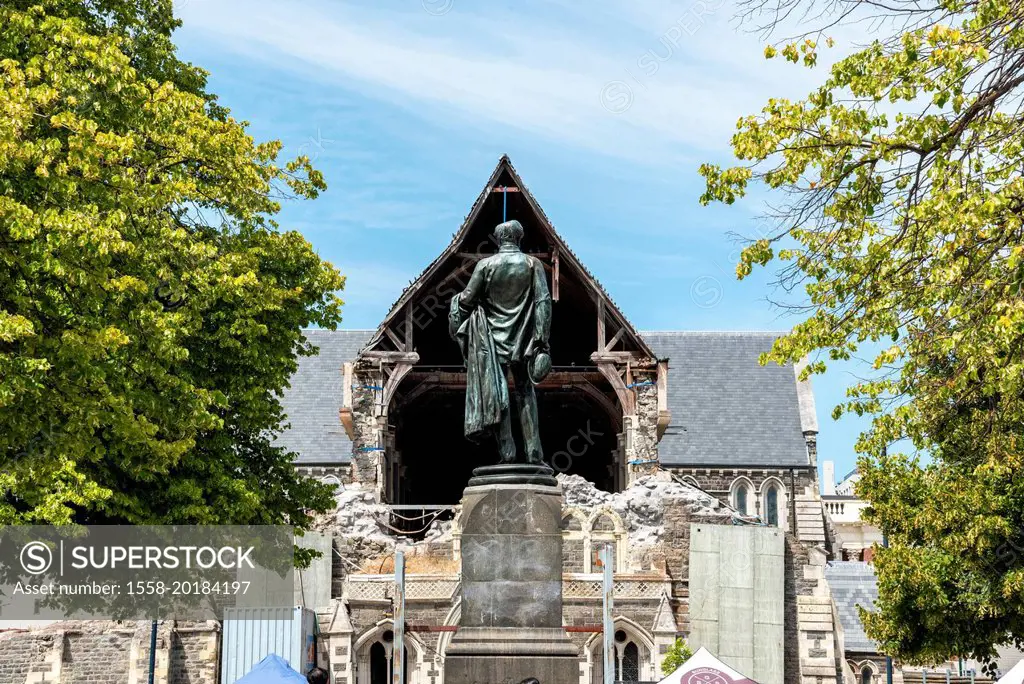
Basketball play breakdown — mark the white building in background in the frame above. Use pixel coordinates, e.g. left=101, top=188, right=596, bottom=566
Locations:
left=821, top=462, right=1023, bottom=680
left=821, top=461, right=883, bottom=561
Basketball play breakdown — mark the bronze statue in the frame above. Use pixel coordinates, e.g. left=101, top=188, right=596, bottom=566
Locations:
left=449, top=220, right=552, bottom=464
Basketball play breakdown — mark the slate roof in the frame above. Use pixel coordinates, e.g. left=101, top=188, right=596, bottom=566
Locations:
left=278, top=329, right=813, bottom=468
left=825, top=561, right=879, bottom=653
left=643, top=331, right=812, bottom=467
left=276, top=329, right=373, bottom=464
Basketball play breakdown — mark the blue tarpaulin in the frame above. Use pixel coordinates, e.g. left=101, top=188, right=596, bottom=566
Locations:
left=236, top=654, right=308, bottom=684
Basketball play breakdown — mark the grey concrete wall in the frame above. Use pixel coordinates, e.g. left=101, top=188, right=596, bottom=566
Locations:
left=295, top=532, right=333, bottom=610
left=689, top=523, right=785, bottom=684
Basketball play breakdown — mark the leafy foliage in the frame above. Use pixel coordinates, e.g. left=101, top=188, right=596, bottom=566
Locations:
left=661, top=638, right=694, bottom=675
left=701, top=0, right=1024, bottom=667
left=0, top=1, right=343, bottom=527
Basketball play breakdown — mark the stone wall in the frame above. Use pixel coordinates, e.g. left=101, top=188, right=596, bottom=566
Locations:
left=62, top=630, right=132, bottom=683
left=349, top=360, right=385, bottom=489
left=0, top=621, right=218, bottom=684
left=786, top=540, right=841, bottom=684
left=0, top=630, right=59, bottom=684
left=628, top=383, right=661, bottom=483
left=296, top=464, right=351, bottom=486
left=665, top=466, right=826, bottom=544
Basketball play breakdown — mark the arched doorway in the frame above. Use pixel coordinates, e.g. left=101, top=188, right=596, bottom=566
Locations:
left=585, top=618, right=657, bottom=684
left=355, top=623, right=424, bottom=684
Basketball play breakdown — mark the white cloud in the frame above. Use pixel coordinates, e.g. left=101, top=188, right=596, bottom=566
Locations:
left=177, top=0, right=850, bottom=165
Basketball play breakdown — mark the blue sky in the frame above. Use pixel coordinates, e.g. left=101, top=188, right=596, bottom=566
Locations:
left=173, top=0, right=877, bottom=485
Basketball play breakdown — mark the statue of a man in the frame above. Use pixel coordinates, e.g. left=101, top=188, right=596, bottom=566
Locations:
left=449, top=220, right=552, bottom=464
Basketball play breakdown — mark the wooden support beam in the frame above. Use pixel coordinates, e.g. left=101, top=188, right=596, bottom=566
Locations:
left=404, top=307, right=413, bottom=351
left=384, top=327, right=404, bottom=351
left=435, top=262, right=475, bottom=292
left=362, top=351, right=420, bottom=363
left=604, top=326, right=626, bottom=352
left=455, top=251, right=551, bottom=260
left=489, top=186, right=520, bottom=193
left=595, top=361, right=634, bottom=415
left=657, top=360, right=671, bottom=440
left=401, top=371, right=607, bottom=388
left=591, top=351, right=640, bottom=363
left=596, top=298, right=606, bottom=351
left=552, top=247, right=560, bottom=302
left=382, top=360, right=418, bottom=410
left=340, top=362, right=355, bottom=440
left=577, top=380, right=624, bottom=431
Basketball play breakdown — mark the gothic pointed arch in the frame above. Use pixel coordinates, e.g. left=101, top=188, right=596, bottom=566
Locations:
left=359, top=155, right=655, bottom=367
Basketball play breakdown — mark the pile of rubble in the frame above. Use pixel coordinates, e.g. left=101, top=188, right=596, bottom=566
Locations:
left=315, top=471, right=736, bottom=573
left=559, top=471, right=734, bottom=546
left=312, top=486, right=394, bottom=543
left=313, top=485, right=454, bottom=545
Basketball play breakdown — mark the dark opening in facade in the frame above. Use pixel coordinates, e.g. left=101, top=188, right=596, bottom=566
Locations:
left=391, top=381, right=619, bottom=505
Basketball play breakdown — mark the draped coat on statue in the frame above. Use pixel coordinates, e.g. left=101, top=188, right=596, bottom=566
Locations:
left=449, top=246, right=551, bottom=441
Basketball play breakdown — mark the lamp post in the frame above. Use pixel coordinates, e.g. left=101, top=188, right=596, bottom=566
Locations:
left=148, top=620, right=157, bottom=684
left=602, top=544, right=614, bottom=684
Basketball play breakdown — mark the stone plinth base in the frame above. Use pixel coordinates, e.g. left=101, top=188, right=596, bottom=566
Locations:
left=467, top=463, right=559, bottom=487
left=444, top=627, right=579, bottom=684
left=444, top=482, right=578, bottom=684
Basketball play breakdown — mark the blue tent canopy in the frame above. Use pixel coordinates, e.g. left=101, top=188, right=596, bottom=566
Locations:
left=236, top=654, right=308, bottom=684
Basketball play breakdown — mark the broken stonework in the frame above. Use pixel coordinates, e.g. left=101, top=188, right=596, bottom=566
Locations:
left=348, top=361, right=383, bottom=487
left=312, top=485, right=458, bottom=578
left=312, top=486, right=394, bottom=543
left=560, top=472, right=733, bottom=540
left=631, top=382, right=660, bottom=474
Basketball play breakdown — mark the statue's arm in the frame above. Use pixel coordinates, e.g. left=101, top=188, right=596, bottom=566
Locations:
left=458, top=261, right=487, bottom=312
left=532, top=260, right=552, bottom=349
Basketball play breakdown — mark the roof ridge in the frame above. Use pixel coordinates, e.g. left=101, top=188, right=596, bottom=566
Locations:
left=361, top=155, right=655, bottom=359
left=301, top=328, right=377, bottom=333
left=640, top=330, right=789, bottom=335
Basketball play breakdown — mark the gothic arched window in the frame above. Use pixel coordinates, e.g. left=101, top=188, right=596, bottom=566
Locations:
left=861, top=666, right=873, bottom=684
left=611, top=628, right=645, bottom=682
left=370, top=642, right=388, bottom=684
left=730, top=479, right=753, bottom=516
left=590, top=622, right=654, bottom=684
left=766, top=485, right=779, bottom=526
left=620, top=642, right=640, bottom=682
left=736, top=486, right=748, bottom=514
left=361, top=629, right=410, bottom=684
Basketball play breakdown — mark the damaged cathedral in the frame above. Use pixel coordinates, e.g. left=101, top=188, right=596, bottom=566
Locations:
left=0, top=157, right=868, bottom=684
left=284, top=157, right=838, bottom=684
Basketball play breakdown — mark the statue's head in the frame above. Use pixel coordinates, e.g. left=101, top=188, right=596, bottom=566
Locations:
left=494, top=219, right=524, bottom=246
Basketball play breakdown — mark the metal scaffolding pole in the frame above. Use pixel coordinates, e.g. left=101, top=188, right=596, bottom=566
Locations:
left=602, top=544, right=615, bottom=684
left=393, top=550, right=405, bottom=684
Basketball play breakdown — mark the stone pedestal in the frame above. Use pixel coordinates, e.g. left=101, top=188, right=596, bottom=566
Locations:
left=444, top=477, right=579, bottom=684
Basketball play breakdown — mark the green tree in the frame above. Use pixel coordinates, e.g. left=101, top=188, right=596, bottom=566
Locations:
left=661, top=638, right=694, bottom=676
left=0, top=1, right=343, bottom=528
left=700, top=0, right=1024, bottom=669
